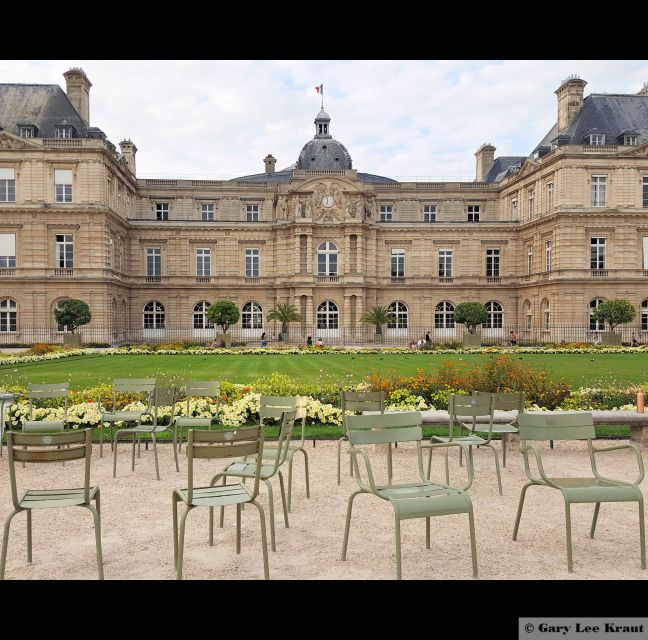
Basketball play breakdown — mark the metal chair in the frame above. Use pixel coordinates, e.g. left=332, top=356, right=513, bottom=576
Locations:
left=174, top=380, right=220, bottom=450
left=22, top=383, right=69, bottom=433
left=0, top=429, right=103, bottom=580
left=0, top=392, right=18, bottom=458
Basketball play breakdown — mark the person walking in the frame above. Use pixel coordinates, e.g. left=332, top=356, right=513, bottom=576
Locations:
left=510, top=331, right=517, bottom=346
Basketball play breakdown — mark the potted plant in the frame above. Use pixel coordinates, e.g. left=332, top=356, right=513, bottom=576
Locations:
left=454, top=302, right=487, bottom=347
left=360, top=305, right=395, bottom=342
left=207, top=300, right=240, bottom=347
left=266, top=303, right=302, bottom=342
left=591, top=299, right=636, bottom=345
left=54, top=299, right=91, bottom=346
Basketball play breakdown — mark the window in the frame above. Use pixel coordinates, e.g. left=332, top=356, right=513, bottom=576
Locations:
left=542, top=299, right=551, bottom=330
left=591, top=175, right=607, bottom=207
left=0, top=299, right=17, bottom=333
left=527, top=245, right=533, bottom=275
left=379, top=205, right=393, bottom=222
left=19, top=126, right=34, bottom=138
left=545, top=240, right=552, bottom=272
left=317, top=242, right=338, bottom=276
left=246, top=204, right=259, bottom=222
left=624, top=135, right=638, bottom=146
left=55, top=126, right=72, bottom=139
left=201, top=204, right=215, bottom=221
left=387, top=301, right=408, bottom=329
left=146, top=248, right=161, bottom=276
left=196, top=248, right=211, bottom=277
left=242, top=301, right=263, bottom=329
left=423, top=205, right=437, bottom=222
left=485, top=248, right=500, bottom=277
left=245, top=248, right=260, bottom=278
left=523, top=300, right=532, bottom=329
left=511, top=198, right=518, bottom=219
left=55, top=234, right=73, bottom=268
left=643, top=177, right=648, bottom=208
left=391, top=249, right=405, bottom=278
left=467, top=205, right=480, bottom=222
left=156, top=203, right=169, bottom=221
left=483, top=301, right=503, bottom=329
left=316, top=300, right=339, bottom=329
left=546, top=182, right=553, bottom=212
left=528, top=190, right=535, bottom=219
left=54, top=169, right=72, bottom=203
left=0, top=168, right=15, bottom=202
left=192, top=301, right=213, bottom=329
left=642, top=300, right=648, bottom=331
left=143, top=301, right=165, bottom=329
left=589, top=298, right=604, bottom=331
left=0, top=234, right=16, bottom=268
left=590, top=237, right=606, bottom=270
left=438, top=250, right=453, bottom=278
left=434, top=301, right=455, bottom=329
left=588, top=133, right=605, bottom=145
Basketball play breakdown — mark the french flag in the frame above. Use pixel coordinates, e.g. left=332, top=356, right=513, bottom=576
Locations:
left=315, top=84, right=323, bottom=95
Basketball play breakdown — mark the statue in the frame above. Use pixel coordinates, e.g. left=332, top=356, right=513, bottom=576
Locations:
left=353, top=197, right=362, bottom=218
left=295, top=198, right=303, bottom=218
left=276, top=197, right=287, bottom=221
left=312, top=182, right=326, bottom=206
left=364, top=197, right=375, bottom=219
left=305, top=199, right=312, bottom=217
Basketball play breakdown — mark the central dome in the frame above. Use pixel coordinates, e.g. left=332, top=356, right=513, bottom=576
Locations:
left=296, top=109, right=353, bottom=170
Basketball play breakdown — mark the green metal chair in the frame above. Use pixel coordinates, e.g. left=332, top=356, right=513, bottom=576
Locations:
left=99, top=378, right=156, bottom=457
left=338, top=391, right=385, bottom=485
left=22, top=383, right=69, bottom=433
left=213, top=405, right=297, bottom=552
left=341, top=411, right=478, bottom=580
left=174, top=380, right=221, bottom=450
left=0, top=392, right=18, bottom=458
left=172, top=426, right=270, bottom=580
left=0, top=429, right=104, bottom=580
left=473, top=390, right=524, bottom=467
left=513, top=412, right=646, bottom=573
left=113, top=386, right=179, bottom=481
left=428, top=393, right=503, bottom=495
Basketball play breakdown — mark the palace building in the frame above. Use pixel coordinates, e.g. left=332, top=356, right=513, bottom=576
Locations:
left=0, top=68, right=648, bottom=344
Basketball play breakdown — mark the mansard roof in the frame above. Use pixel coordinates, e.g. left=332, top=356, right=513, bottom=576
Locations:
left=484, top=156, right=526, bottom=183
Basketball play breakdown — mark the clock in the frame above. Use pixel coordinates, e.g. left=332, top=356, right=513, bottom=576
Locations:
left=322, top=195, right=334, bottom=208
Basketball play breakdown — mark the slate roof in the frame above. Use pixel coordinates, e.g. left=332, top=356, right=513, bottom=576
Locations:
left=484, top=156, right=526, bottom=183
left=231, top=168, right=397, bottom=184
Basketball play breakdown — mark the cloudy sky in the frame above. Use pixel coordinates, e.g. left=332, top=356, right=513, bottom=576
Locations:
left=2, top=60, right=647, bottom=180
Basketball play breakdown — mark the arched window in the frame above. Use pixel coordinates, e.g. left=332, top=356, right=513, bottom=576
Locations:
left=434, top=301, right=455, bottom=329
left=55, top=298, right=71, bottom=332
left=541, top=299, right=551, bottom=329
left=387, top=301, right=408, bottom=329
left=193, top=301, right=213, bottom=329
left=523, top=299, right=532, bottom=329
left=589, top=298, right=605, bottom=331
left=483, top=301, right=503, bottom=329
left=0, top=298, right=17, bottom=333
left=242, top=301, right=263, bottom=329
left=642, top=300, right=648, bottom=332
left=143, top=301, right=165, bottom=329
left=317, top=242, right=338, bottom=276
left=317, top=301, right=339, bottom=329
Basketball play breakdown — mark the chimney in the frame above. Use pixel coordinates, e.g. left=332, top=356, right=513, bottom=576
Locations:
left=639, top=82, right=648, bottom=97
left=119, top=139, right=137, bottom=176
left=555, top=75, right=587, bottom=131
left=475, top=143, right=496, bottom=182
left=264, top=154, right=277, bottom=174
left=63, top=68, right=92, bottom=126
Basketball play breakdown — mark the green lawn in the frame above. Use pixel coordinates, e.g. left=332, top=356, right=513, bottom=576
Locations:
left=1, top=352, right=648, bottom=389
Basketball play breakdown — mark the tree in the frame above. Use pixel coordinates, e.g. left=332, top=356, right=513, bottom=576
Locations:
left=591, top=299, right=636, bottom=332
left=360, top=305, right=395, bottom=337
left=207, top=300, right=240, bottom=335
left=266, top=303, right=303, bottom=335
left=454, top=302, right=488, bottom=335
left=54, top=299, right=91, bottom=333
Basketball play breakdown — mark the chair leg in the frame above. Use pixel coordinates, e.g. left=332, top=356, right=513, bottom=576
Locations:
left=172, top=429, right=179, bottom=473
left=0, top=509, right=20, bottom=580
left=236, top=504, right=242, bottom=555
left=336, top=436, right=346, bottom=485
left=425, top=517, right=430, bottom=549
left=26, top=510, right=32, bottom=563
left=564, top=501, right=574, bottom=573
left=112, top=431, right=120, bottom=478
left=458, top=445, right=463, bottom=467
left=426, top=446, right=433, bottom=480
left=100, top=422, right=104, bottom=458
left=394, top=513, right=402, bottom=580
left=444, top=447, right=450, bottom=485
left=287, top=456, right=294, bottom=513
left=87, top=498, right=104, bottom=580
left=467, top=503, right=478, bottom=578
left=387, top=443, right=393, bottom=485
left=250, top=500, right=270, bottom=580
left=264, top=478, right=277, bottom=552
left=172, top=493, right=179, bottom=566
left=341, top=489, right=362, bottom=561
left=151, top=433, right=160, bottom=481
left=485, top=443, right=503, bottom=495
left=176, top=506, right=191, bottom=580
left=512, top=482, right=533, bottom=540
left=590, top=502, right=601, bottom=539
left=278, top=471, right=289, bottom=529
left=639, top=497, right=646, bottom=570
left=219, top=476, right=226, bottom=529
left=301, top=448, right=310, bottom=499
left=502, top=433, right=507, bottom=468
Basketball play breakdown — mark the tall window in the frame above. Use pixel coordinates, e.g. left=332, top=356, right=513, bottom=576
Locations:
left=590, top=237, right=606, bottom=269
left=423, top=205, right=437, bottom=222
left=156, top=203, right=169, bottom=220
left=0, top=233, right=16, bottom=268
left=545, top=240, right=553, bottom=272
left=438, top=250, right=453, bottom=277
left=528, top=190, right=535, bottom=219
left=245, top=248, right=260, bottom=277
left=242, top=302, right=263, bottom=329
left=391, top=249, right=405, bottom=277
left=467, top=205, right=480, bottom=222
left=643, top=177, right=648, bottom=208
left=642, top=300, right=648, bottom=331
left=485, top=248, right=500, bottom=277
left=511, top=198, right=518, bottom=219
left=55, top=126, right=72, bottom=139
left=146, top=248, right=161, bottom=276
left=387, top=301, right=408, bottom=329
left=55, top=234, right=73, bottom=268
left=546, top=182, right=553, bottom=212
left=541, top=299, right=551, bottom=329
left=379, top=205, right=393, bottom=222
left=483, top=301, right=503, bottom=329
left=316, top=301, right=339, bottom=329
left=0, top=299, right=17, bottom=332
left=0, top=168, right=16, bottom=202
left=196, top=248, right=211, bottom=276
left=434, top=301, right=455, bottom=329
left=192, top=301, right=212, bottom=329
left=54, top=169, right=72, bottom=203
left=589, top=298, right=605, bottom=331
left=591, top=175, right=607, bottom=207
left=527, top=245, right=533, bottom=275
left=246, top=204, right=259, bottom=222
left=201, top=204, right=215, bottom=221
left=317, top=242, right=338, bottom=276
left=523, top=300, right=532, bottom=329
left=19, top=126, right=34, bottom=138
left=589, top=133, right=605, bottom=145
left=143, top=301, right=165, bottom=329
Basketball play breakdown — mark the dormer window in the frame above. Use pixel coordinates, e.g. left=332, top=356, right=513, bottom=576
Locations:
left=588, top=133, right=605, bottom=145
left=19, top=126, right=35, bottom=138
left=55, top=126, right=73, bottom=139
left=624, top=135, right=638, bottom=146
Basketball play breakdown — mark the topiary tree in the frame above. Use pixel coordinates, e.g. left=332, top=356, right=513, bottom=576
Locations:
left=266, top=303, right=303, bottom=335
left=207, top=300, right=240, bottom=336
left=360, top=305, right=395, bottom=337
left=454, top=302, right=488, bottom=335
left=591, top=299, right=636, bottom=332
left=54, top=299, right=91, bottom=333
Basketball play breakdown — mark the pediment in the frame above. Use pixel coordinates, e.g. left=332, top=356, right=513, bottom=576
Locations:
left=619, top=142, right=648, bottom=157
left=515, top=159, right=538, bottom=179
left=0, top=131, right=41, bottom=150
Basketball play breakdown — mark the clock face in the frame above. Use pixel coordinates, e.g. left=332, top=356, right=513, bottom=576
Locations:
left=322, top=195, right=334, bottom=208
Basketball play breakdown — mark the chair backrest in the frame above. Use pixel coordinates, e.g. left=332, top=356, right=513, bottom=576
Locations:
left=449, top=394, right=494, bottom=438
left=183, top=380, right=221, bottom=419
left=185, top=426, right=264, bottom=504
left=259, top=395, right=298, bottom=424
left=273, top=410, right=297, bottom=467
left=341, top=391, right=385, bottom=414
left=27, top=382, right=69, bottom=421
left=473, top=390, right=525, bottom=412
left=6, top=429, right=92, bottom=509
left=518, top=412, right=595, bottom=441
left=151, top=386, right=177, bottom=424
left=113, top=378, right=156, bottom=394
left=346, top=411, right=422, bottom=446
